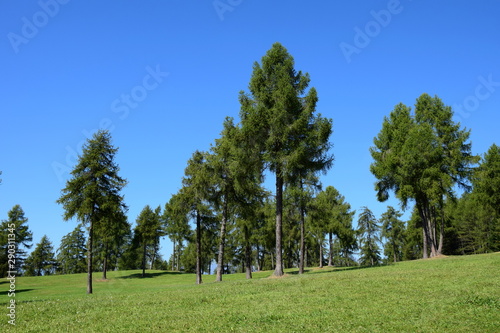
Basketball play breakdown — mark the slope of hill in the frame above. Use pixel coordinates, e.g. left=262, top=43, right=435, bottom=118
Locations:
left=2, top=253, right=499, bottom=332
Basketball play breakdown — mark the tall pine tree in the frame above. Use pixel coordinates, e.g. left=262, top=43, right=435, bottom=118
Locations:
left=182, top=151, right=212, bottom=284
left=380, top=206, right=405, bottom=263
left=0, top=205, right=33, bottom=277
left=57, top=130, right=127, bottom=294
left=57, top=225, right=87, bottom=274
left=357, top=207, right=381, bottom=267
left=24, top=235, right=57, bottom=276
left=239, top=42, right=333, bottom=276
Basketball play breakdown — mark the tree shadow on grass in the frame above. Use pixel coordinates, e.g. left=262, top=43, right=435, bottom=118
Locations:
left=0, top=289, right=34, bottom=296
left=116, top=271, right=184, bottom=279
left=296, top=264, right=389, bottom=276
left=288, top=269, right=312, bottom=275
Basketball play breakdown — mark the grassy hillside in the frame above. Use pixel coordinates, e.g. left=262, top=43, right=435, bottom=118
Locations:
left=2, top=253, right=499, bottom=332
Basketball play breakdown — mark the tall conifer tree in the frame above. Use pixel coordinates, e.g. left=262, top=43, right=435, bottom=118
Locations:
left=57, top=130, right=127, bottom=294
left=239, top=42, right=333, bottom=276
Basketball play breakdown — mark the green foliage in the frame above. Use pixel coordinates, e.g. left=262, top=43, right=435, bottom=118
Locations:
left=239, top=42, right=333, bottom=276
left=163, top=192, right=191, bottom=271
left=0, top=205, right=33, bottom=276
left=135, top=205, right=164, bottom=277
left=57, top=224, right=87, bottom=274
left=357, top=207, right=381, bottom=266
left=450, top=144, right=500, bottom=254
left=24, top=235, right=57, bottom=276
left=474, top=144, right=500, bottom=214
left=311, top=186, right=357, bottom=267
left=370, top=94, right=478, bottom=258
left=403, top=208, right=423, bottom=260
left=56, top=130, right=127, bottom=293
left=380, top=206, right=405, bottom=263
left=453, top=193, right=500, bottom=254
left=56, top=130, right=128, bottom=227
left=181, top=151, right=215, bottom=283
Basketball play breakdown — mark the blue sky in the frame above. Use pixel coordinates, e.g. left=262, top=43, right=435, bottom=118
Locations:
left=2, top=1, right=499, bottom=262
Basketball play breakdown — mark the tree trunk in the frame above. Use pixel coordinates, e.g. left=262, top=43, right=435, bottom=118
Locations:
left=274, top=172, right=284, bottom=276
left=368, top=234, right=375, bottom=266
left=437, top=214, right=444, bottom=256
left=256, top=244, right=261, bottom=271
left=142, top=239, right=146, bottom=278
left=176, top=245, right=180, bottom=271
left=319, top=241, right=323, bottom=268
left=429, top=211, right=438, bottom=258
left=87, top=220, right=93, bottom=294
left=102, top=242, right=108, bottom=280
left=304, top=244, right=308, bottom=269
left=150, top=247, right=155, bottom=270
left=216, top=197, right=228, bottom=282
left=196, top=210, right=203, bottom=285
left=245, top=237, right=252, bottom=279
left=328, top=232, right=333, bottom=267
left=393, top=241, right=397, bottom=263
left=418, top=203, right=429, bottom=259
left=172, top=240, right=176, bottom=271
left=299, top=205, right=305, bottom=274
left=422, top=227, right=428, bottom=259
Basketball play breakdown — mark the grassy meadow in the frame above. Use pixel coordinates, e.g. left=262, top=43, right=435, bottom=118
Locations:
left=1, top=253, right=499, bottom=332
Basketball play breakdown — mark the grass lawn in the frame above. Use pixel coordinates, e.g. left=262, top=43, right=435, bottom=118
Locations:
left=1, top=253, right=499, bottom=332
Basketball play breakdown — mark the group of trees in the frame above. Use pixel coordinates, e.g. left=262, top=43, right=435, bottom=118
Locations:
left=1, top=43, right=498, bottom=292
left=370, top=94, right=499, bottom=258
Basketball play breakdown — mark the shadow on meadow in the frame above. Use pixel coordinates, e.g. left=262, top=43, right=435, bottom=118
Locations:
left=116, top=271, right=184, bottom=279
left=297, top=264, right=390, bottom=276
left=0, top=288, right=35, bottom=296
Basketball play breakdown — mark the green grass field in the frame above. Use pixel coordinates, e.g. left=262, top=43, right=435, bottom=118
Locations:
left=2, top=253, right=499, bottom=332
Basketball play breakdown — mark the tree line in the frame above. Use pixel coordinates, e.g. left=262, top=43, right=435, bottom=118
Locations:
left=1, top=43, right=498, bottom=293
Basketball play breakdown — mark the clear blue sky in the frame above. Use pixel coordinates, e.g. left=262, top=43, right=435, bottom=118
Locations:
left=2, top=1, right=499, bottom=262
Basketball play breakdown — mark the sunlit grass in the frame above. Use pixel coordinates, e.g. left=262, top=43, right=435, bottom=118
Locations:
left=1, top=253, right=499, bottom=332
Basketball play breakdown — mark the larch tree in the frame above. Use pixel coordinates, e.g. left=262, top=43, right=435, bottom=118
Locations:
left=210, top=116, right=266, bottom=280
left=370, top=94, right=478, bottom=258
left=0, top=205, right=33, bottom=277
left=239, top=42, right=333, bottom=276
left=403, top=207, right=424, bottom=260
left=380, top=206, right=405, bottom=263
left=24, top=235, right=57, bottom=276
left=308, top=196, right=326, bottom=268
left=312, top=186, right=355, bottom=267
left=135, top=205, right=163, bottom=277
left=473, top=144, right=500, bottom=219
left=95, top=206, right=128, bottom=279
left=286, top=174, right=319, bottom=274
left=163, top=192, right=191, bottom=271
left=57, top=130, right=127, bottom=294
left=182, top=150, right=212, bottom=284
left=453, top=144, right=500, bottom=253
left=357, top=207, right=381, bottom=267
left=207, top=117, right=240, bottom=282
left=57, top=224, right=87, bottom=274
